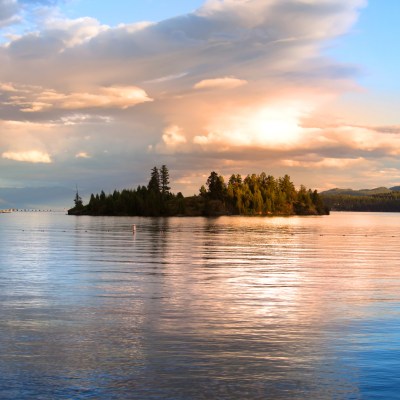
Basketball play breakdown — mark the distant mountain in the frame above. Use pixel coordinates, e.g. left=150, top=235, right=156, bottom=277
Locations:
left=321, top=186, right=400, bottom=212
left=321, top=187, right=393, bottom=197
left=0, top=187, right=75, bottom=210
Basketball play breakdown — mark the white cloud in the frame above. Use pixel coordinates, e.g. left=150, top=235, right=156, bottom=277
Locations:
left=194, top=77, right=247, bottom=90
left=2, top=150, right=52, bottom=163
left=282, top=157, right=366, bottom=169
left=198, top=0, right=366, bottom=38
left=3, top=83, right=153, bottom=111
left=0, top=82, right=17, bottom=91
left=59, top=113, right=113, bottom=125
left=145, top=72, right=188, bottom=84
left=153, top=125, right=188, bottom=153
left=4, top=0, right=393, bottom=193
left=43, top=17, right=109, bottom=48
left=162, top=125, right=187, bottom=146
left=75, top=152, right=91, bottom=159
left=53, top=86, right=153, bottom=110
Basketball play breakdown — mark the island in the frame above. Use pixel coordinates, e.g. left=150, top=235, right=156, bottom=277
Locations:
left=68, top=166, right=329, bottom=217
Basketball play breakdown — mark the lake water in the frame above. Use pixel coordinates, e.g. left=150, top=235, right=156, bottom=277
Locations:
left=1, top=212, right=400, bottom=399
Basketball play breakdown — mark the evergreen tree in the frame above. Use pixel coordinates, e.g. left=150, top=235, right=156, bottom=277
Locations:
left=253, top=189, right=264, bottom=214
left=206, top=171, right=226, bottom=200
left=278, top=175, right=296, bottom=203
left=199, top=185, right=207, bottom=197
left=148, top=166, right=161, bottom=193
left=68, top=166, right=329, bottom=216
left=74, top=187, right=83, bottom=209
left=160, top=165, right=171, bottom=197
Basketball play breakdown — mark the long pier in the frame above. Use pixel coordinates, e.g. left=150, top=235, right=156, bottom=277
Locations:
left=1, top=209, right=64, bottom=213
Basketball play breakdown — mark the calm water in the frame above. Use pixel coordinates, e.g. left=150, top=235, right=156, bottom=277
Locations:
left=1, top=212, right=400, bottom=399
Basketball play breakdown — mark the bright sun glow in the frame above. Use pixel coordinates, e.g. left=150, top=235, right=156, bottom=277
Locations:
left=195, top=104, right=311, bottom=148
left=246, top=106, right=305, bottom=146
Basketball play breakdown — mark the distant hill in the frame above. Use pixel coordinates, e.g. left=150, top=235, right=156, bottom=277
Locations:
left=321, top=187, right=392, bottom=196
left=321, top=186, right=400, bottom=212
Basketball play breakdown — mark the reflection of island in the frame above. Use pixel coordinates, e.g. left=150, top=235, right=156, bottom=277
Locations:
left=68, top=166, right=329, bottom=217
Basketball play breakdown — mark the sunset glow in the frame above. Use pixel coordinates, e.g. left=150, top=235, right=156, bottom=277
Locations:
left=0, top=0, right=399, bottom=204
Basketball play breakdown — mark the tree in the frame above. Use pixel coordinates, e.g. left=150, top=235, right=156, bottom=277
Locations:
left=311, top=190, right=328, bottom=214
left=68, top=168, right=329, bottom=217
left=294, top=185, right=313, bottom=214
left=74, top=187, right=83, bottom=209
left=206, top=171, right=226, bottom=200
left=253, top=189, right=264, bottom=214
left=148, top=166, right=160, bottom=193
left=278, top=175, right=296, bottom=203
left=228, top=174, right=242, bottom=186
left=244, top=173, right=258, bottom=194
left=199, top=185, right=207, bottom=197
left=160, top=165, right=170, bottom=197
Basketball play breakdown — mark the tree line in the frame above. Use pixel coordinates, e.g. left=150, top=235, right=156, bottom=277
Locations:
left=69, top=166, right=329, bottom=216
left=322, top=192, right=400, bottom=212
left=199, top=171, right=328, bottom=216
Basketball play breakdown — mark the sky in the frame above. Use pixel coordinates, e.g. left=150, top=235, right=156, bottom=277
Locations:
left=1, top=0, right=400, bottom=208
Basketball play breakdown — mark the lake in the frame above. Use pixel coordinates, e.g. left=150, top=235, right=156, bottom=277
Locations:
left=1, top=212, right=399, bottom=399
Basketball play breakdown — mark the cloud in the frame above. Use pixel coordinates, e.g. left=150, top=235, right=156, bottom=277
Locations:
left=0, top=0, right=66, bottom=30
left=372, top=125, right=400, bottom=135
left=2, top=82, right=153, bottom=111
left=2, top=150, right=52, bottom=163
left=194, top=77, right=247, bottom=90
left=0, top=0, right=20, bottom=27
left=281, top=157, right=367, bottom=169
left=75, top=152, right=90, bottom=159
left=59, top=113, right=113, bottom=125
left=42, top=17, right=108, bottom=48
left=5, top=0, right=396, bottom=195
left=0, top=81, right=18, bottom=91
left=197, top=0, right=365, bottom=39
left=40, top=86, right=153, bottom=110
left=145, top=72, right=188, bottom=84
left=153, top=125, right=188, bottom=153
left=192, top=103, right=315, bottom=149
left=19, top=0, right=61, bottom=5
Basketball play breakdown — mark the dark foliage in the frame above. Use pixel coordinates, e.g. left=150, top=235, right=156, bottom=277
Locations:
left=68, top=167, right=329, bottom=216
left=201, top=172, right=328, bottom=216
left=322, top=192, right=400, bottom=212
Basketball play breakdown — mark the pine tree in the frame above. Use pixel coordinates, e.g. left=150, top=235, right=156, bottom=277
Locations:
left=160, top=165, right=170, bottom=197
left=148, top=166, right=160, bottom=193
left=206, top=171, right=226, bottom=200
left=74, top=186, right=83, bottom=209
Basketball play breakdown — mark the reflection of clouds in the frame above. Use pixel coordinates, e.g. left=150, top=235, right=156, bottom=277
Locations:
left=135, top=214, right=400, bottom=397
left=2, top=213, right=400, bottom=397
left=131, top=216, right=365, bottom=397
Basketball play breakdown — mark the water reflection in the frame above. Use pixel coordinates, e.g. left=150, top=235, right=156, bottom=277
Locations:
left=0, top=212, right=400, bottom=398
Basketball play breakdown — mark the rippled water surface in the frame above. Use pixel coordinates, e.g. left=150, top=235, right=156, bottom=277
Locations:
left=1, top=212, right=400, bottom=399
